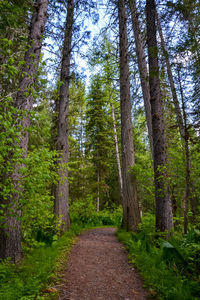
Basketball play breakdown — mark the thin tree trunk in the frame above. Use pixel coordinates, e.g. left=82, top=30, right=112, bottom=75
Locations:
left=177, top=67, right=190, bottom=234
left=0, top=0, right=48, bottom=261
left=55, top=0, right=74, bottom=232
left=128, top=0, right=153, bottom=156
left=110, top=103, right=123, bottom=202
left=157, top=13, right=198, bottom=217
left=184, top=137, right=190, bottom=234
left=118, top=0, right=141, bottom=231
left=146, top=0, right=173, bottom=232
left=97, top=171, right=100, bottom=212
left=156, top=12, right=185, bottom=139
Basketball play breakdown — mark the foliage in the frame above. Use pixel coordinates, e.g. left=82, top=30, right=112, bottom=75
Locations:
left=70, top=198, right=122, bottom=227
left=132, top=110, right=155, bottom=212
left=0, top=224, right=81, bottom=300
left=117, top=214, right=200, bottom=300
left=21, top=147, right=58, bottom=250
left=85, top=74, right=116, bottom=207
left=0, top=2, right=200, bottom=299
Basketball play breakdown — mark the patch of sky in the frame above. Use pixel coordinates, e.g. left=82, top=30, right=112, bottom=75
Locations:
left=42, top=0, right=110, bottom=88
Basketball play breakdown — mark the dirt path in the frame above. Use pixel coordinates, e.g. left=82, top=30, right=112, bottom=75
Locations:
left=58, top=228, right=149, bottom=300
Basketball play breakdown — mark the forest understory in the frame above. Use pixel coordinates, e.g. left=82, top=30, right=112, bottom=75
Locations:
left=0, top=0, right=200, bottom=299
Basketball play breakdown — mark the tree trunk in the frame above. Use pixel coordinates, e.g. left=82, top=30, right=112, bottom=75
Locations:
left=128, top=0, right=153, bottom=156
left=177, top=66, right=190, bottom=234
left=97, top=171, right=100, bottom=212
left=0, top=0, right=48, bottom=261
left=110, top=102, right=123, bottom=202
left=118, top=0, right=141, bottom=231
left=55, top=0, right=74, bottom=232
left=157, top=13, right=198, bottom=217
left=146, top=0, right=173, bottom=232
left=156, top=12, right=185, bottom=139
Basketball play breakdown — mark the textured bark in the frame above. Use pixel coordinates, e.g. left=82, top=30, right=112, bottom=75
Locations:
left=146, top=0, right=173, bottom=232
left=157, top=14, right=198, bottom=217
left=55, top=0, right=74, bottom=231
left=118, top=0, right=141, bottom=231
left=156, top=12, right=185, bottom=139
left=128, top=0, right=153, bottom=156
left=0, top=0, right=48, bottom=261
left=110, top=103, right=123, bottom=202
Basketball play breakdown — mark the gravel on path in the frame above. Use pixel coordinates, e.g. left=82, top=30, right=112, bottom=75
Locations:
left=58, top=227, right=149, bottom=300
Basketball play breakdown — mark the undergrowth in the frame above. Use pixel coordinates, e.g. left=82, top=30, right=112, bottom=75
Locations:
left=0, top=208, right=120, bottom=300
left=0, top=224, right=82, bottom=300
left=117, top=214, right=200, bottom=300
left=70, top=200, right=122, bottom=227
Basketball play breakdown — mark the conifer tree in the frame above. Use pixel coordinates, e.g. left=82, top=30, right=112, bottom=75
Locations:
left=118, top=0, right=141, bottom=231
left=86, top=75, right=113, bottom=210
left=128, top=0, right=153, bottom=156
left=55, top=0, right=74, bottom=231
left=146, top=0, right=173, bottom=232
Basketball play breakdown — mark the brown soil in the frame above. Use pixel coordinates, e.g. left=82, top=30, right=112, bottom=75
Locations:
left=58, top=227, right=149, bottom=300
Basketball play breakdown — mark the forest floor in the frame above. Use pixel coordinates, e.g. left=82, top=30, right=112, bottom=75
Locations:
left=56, top=227, right=150, bottom=300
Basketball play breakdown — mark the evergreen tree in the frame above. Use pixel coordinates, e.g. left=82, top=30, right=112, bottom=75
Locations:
left=118, top=0, right=141, bottom=231
left=55, top=0, right=74, bottom=232
left=86, top=74, right=113, bottom=210
left=146, top=0, right=173, bottom=232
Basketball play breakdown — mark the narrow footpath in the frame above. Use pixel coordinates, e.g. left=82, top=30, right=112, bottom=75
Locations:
left=58, top=227, right=149, bottom=300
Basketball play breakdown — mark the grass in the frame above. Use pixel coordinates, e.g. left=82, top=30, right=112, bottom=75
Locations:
left=116, top=216, right=200, bottom=300
left=0, top=224, right=83, bottom=300
left=0, top=222, right=118, bottom=300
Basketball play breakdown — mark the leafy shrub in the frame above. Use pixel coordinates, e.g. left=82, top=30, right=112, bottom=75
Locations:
left=69, top=198, right=122, bottom=227
left=21, top=148, right=58, bottom=250
left=117, top=214, right=200, bottom=300
left=0, top=225, right=81, bottom=300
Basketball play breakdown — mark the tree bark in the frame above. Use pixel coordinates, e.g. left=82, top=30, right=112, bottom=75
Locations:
left=177, top=67, right=190, bottom=234
left=118, top=0, right=141, bottom=231
left=157, top=14, right=198, bottom=217
left=128, top=0, right=153, bottom=156
left=156, top=12, right=185, bottom=139
left=110, top=102, right=123, bottom=202
left=55, top=0, right=74, bottom=232
left=0, top=0, right=48, bottom=261
left=146, top=0, right=173, bottom=232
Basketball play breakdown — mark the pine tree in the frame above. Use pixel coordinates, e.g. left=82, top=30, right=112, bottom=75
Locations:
left=146, top=0, right=173, bottom=233
left=55, top=0, right=74, bottom=232
left=128, top=0, right=153, bottom=156
left=118, top=0, right=141, bottom=231
left=86, top=75, right=113, bottom=210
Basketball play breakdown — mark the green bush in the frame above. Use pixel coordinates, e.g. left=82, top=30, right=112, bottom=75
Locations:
left=21, top=148, right=58, bottom=251
left=117, top=214, right=200, bottom=300
left=0, top=224, right=81, bottom=300
left=69, top=198, right=122, bottom=227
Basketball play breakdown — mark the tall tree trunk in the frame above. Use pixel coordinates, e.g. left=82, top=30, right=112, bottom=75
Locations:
left=0, top=0, right=48, bottom=261
left=156, top=13, right=198, bottom=217
left=118, top=0, right=141, bottom=231
left=128, top=0, right=153, bottom=156
left=156, top=12, right=185, bottom=139
left=110, top=103, right=123, bottom=202
left=177, top=67, right=190, bottom=234
left=146, top=0, right=173, bottom=232
left=55, top=0, right=74, bottom=232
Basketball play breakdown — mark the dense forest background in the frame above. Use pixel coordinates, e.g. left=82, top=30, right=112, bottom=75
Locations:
left=0, top=0, right=200, bottom=299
